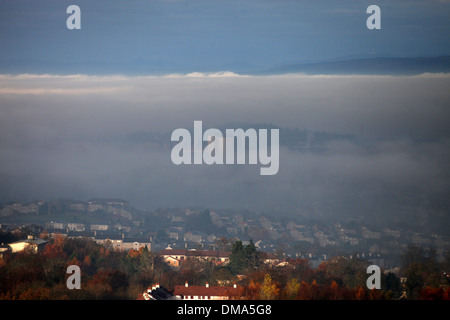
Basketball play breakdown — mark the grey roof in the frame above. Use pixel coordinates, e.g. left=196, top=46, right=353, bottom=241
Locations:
left=9, top=238, right=47, bottom=245
left=148, top=287, right=173, bottom=300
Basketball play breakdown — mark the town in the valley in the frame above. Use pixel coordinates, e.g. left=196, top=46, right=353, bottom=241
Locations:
left=1, top=198, right=449, bottom=300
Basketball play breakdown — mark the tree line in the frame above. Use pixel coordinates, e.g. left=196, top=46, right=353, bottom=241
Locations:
left=0, top=231, right=449, bottom=300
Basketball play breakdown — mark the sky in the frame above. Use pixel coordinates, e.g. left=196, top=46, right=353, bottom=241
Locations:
left=0, top=1, right=449, bottom=231
left=0, top=0, right=449, bottom=73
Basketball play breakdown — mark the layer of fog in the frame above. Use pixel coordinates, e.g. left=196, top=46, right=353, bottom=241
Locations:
left=0, top=73, right=449, bottom=230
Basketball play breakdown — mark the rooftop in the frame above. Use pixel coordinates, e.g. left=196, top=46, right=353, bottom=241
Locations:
left=173, top=283, right=240, bottom=298
left=159, top=248, right=230, bottom=258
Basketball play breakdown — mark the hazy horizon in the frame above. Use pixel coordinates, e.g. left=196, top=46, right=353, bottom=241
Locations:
left=1, top=1, right=449, bottom=233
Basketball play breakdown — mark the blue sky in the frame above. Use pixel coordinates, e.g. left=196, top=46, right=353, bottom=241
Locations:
left=0, top=0, right=449, bottom=73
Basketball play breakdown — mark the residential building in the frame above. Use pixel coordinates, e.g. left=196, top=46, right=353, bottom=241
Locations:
left=94, top=234, right=151, bottom=252
left=67, top=223, right=86, bottom=232
left=8, top=235, right=47, bottom=253
left=173, top=282, right=240, bottom=300
left=90, top=224, right=109, bottom=231
left=121, top=238, right=152, bottom=251
left=159, top=246, right=230, bottom=268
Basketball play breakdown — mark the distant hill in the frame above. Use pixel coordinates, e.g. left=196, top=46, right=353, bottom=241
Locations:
left=260, top=56, right=450, bottom=76
left=1, top=56, right=449, bottom=76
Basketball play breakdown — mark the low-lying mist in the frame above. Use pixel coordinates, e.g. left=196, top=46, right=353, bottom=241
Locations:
left=0, top=73, right=449, bottom=231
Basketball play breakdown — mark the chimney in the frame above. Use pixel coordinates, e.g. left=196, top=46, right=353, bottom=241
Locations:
left=206, top=282, right=209, bottom=288
left=185, top=281, right=188, bottom=287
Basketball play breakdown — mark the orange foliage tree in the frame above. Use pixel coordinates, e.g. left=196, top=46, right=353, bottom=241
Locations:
left=42, top=234, right=67, bottom=259
left=240, top=280, right=261, bottom=300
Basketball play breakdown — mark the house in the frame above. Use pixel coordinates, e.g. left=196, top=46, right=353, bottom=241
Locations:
left=261, top=252, right=279, bottom=266
left=183, top=231, right=205, bottom=243
left=160, top=248, right=188, bottom=268
left=0, top=202, right=39, bottom=216
left=90, top=224, right=109, bottom=231
left=94, top=235, right=124, bottom=251
left=173, top=282, right=240, bottom=300
left=45, top=221, right=66, bottom=230
left=88, top=198, right=132, bottom=219
left=121, top=237, right=152, bottom=252
left=94, top=234, right=151, bottom=252
left=168, top=227, right=183, bottom=240
left=8, top=235, right=47, bottom=253
left=159, top=246, right=230, bottom=268
left=67, top=223, right=86, bottom=232
left=67, top=230, right=96, bottom=240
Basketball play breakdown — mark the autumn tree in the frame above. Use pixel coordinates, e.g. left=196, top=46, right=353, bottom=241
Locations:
left=239, top=279, right=261, bottom=300
left=355, top=286, right=367, bottom=300
left=318, top=256, right=367, bottom=289
left=42, top=234, right=67, bottom=259
left=284, top=278, right=300, bottom=300
left=259, top=274, right=279, bottom=300
left=309, top=279, right=320, bottom=299
left=328, top=280, right=340, bottom=300
left=297, top=281, right=310, bottom=300
left=17, top=287, right=50, bottom=300
left=86, top=270, right=129, bottom=299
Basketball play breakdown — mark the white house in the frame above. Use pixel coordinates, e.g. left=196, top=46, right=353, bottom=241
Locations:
left=8, top=235, right=47, bottom=253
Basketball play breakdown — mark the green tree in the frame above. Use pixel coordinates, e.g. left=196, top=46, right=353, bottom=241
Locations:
left=244, top=239, right=261, bottom=270
left=229, top=240, right=245, bottom=275
left=228, top=240, right=262, bottom=275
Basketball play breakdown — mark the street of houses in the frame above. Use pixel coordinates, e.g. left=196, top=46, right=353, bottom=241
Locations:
left=1, top=199, right=449, bottom=270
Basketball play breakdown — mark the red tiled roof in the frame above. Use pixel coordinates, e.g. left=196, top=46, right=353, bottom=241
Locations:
left=160, top=249, right=188, bottom=256
left=173, top=285, right=240, bottom=297
left=218, top=251, right=230, bottom=257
